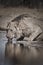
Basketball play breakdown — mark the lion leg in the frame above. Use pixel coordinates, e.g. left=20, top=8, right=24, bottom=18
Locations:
left=36, top=33, right=43, bottom=41
left=24, top=27, right=42, bottom=41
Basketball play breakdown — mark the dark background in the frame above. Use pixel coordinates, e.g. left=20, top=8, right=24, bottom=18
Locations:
left=0, top=0, right=43, bottom=8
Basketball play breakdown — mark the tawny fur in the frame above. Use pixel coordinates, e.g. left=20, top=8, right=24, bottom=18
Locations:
left=6, top=14, right=42, bottom=41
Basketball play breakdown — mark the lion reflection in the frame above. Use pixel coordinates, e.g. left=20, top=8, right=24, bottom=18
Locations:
left=5, top=40, right=40, bottom=64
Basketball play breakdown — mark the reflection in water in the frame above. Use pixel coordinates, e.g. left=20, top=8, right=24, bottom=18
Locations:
left=5, top=40, right=43, bottom=65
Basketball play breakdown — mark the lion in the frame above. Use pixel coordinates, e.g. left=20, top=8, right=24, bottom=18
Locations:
left=6, top=14, right=42, bottom=41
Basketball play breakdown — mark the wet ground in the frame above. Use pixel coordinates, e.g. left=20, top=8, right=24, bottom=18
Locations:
left=0, top=7, right=43, bottom=65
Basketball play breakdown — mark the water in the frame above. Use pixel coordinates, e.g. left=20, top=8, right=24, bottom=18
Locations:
left=0, top=31, right=43, bottom=65
left=0, top=31, right=17, bottom=65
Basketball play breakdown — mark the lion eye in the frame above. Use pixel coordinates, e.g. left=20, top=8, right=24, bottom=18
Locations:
left=10, top=29, right=13, bottom=31
left=15, top=26, right=16, bottom=28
